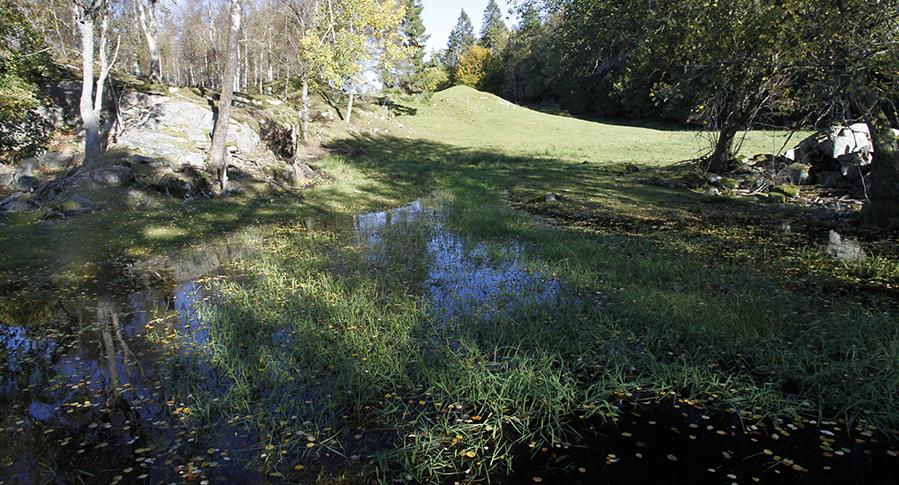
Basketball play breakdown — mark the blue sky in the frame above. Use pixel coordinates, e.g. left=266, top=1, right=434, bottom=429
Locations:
left=422, top=0, right=514, bottom=54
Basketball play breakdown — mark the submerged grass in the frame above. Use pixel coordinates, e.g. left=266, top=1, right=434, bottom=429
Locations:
left=185, top=188, right=896, bottom=482
left=3, top=86, right=897, bottom=482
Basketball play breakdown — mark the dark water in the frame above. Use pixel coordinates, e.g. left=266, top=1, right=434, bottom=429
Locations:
left=1, top=199, right=571, bottom=483
left=1, top=199, right=896, bottom=483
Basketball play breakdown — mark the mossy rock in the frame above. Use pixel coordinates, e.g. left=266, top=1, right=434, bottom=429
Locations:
left=762, top=192, right=787, bottom=204
left=721, top=178, right=739, bottom=190
left=772, top=184, right=800, bottom=198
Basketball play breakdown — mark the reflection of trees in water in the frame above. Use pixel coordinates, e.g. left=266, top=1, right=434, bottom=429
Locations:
left=96, top=297, right=138, bottom=414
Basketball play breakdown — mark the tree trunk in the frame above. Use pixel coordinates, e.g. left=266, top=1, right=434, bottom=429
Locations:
left=300, top=78, right=310, bottom=144
left=209, top=0, right=242, bottom=193
left=78, top=8, right=101, bottom=167
left=708, top=123, right=739, bottom=174
left=345, top=81, right=355, bottom=127
left=135, top=0, right=161, bottom=81
left=862, top=113, right=899, bottom=228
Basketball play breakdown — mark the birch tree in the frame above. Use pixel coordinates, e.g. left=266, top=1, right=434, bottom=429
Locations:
left=73, top=0, right=118, bottom=168
left=302, top=0, right=407, bottom=127
left=209, top=0, right=241, bottom=192
left=133, top=0, right=161, bottom=81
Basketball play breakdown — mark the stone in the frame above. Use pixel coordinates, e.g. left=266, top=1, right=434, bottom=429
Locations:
left=116, top=92, right=260, bottom=160
left=707, top=174, right=723, bottom=186
left=788, top=163, right=811, bottom=185
left=15, top=175, right=40, bottom=192
left=87, top=165, right=135, bottom=187
left=0, top=172, right=14, bottom=189
left=40, top=151, right=75, bottom=171
left=772, top=184, right=800, bottom=198
left=831, top=123, right=872, bottom=161
left=545, top=192, right=562, bottom=202
left=625, top=164, right=640, bottom=174
left=16, top=158, right=39, bottom=177
left=824, top=230, right=866, bottom=262
left=816, top=171, right=845, bottom=189
left=0, top=197, right=38, bottom=212
left=59, top=195, right=96, bottom=214
left=763, top=192, right=787, bottom=204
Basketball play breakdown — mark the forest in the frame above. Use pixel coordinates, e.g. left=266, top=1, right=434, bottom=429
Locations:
left=0, top=0, right=898, bottom=483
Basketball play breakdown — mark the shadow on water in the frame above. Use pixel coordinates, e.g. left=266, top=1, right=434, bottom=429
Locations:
left=0, top=234, right=263, bottom=484
left=1, top=196, right=580, bottom=483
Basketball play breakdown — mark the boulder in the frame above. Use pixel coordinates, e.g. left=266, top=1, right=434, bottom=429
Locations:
left=790, top=124, right=874, bottom=178
left=824, top=230, right=866, bottom=262
left=788, top=163, right=811, bottom=185
left=772, top=184, right=800, bottom=198
left=87, top=165, right=135, bottom=188
left=0, top=170, right=14, bottom=189
left=116, top=92, right=260, bottom=164
left=39, top=151, right=75, bottom=171
left=59, top=195, right=96, bottom=214
left=15, top=176, right=40, bottom=192
left=816, top=171, right=846, bottom=189
left=1, top=197, right=38, bottom=212
left=15, top=158, right=39, bottom=177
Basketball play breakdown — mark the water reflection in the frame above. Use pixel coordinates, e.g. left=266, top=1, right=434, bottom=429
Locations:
left=356, top=200, right=567, bottom=325
left=2, top=198, right=575, bottom=483
left=0, top=238, right=252, bottom=483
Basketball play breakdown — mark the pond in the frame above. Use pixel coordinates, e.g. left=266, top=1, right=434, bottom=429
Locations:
left=0, top=197, right=577, bottom=483
left=1, top=197, right=895, bottom=483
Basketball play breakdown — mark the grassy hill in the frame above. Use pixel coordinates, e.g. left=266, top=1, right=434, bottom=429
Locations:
left=404, top=86, right=799, bottom=165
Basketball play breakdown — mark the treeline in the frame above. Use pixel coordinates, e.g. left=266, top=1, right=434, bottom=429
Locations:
left=433, top=0, right=897, bottom=173
left=2, top=0, right=897, bottom=182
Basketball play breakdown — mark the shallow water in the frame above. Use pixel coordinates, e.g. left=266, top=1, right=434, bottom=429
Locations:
left=2, top=198, right=895, bottom=483
left=1, top=198, right=574, bottom=483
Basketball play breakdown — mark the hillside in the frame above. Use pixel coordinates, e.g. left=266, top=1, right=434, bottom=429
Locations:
left=405, top=86, right=799, bottom=165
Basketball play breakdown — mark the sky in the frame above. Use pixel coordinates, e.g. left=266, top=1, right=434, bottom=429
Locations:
left=421, top=0, right=514, bottom=54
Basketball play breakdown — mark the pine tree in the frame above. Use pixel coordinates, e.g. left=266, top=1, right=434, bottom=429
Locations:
left=443, top=10, right=475, bottom=70
left=480, top=0, right=508, bottom=53
left=398, top=0, right=429, bottom=91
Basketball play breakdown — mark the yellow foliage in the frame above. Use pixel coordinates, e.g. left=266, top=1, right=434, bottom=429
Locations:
left=454, top=45, right=491, bottom=88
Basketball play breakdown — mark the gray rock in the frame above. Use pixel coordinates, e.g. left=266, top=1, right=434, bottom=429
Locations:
left=831, top=123, right=872, bottom=161
left=15, top=176, right=40, bottom=192
left=16, top=158, right=39, bottom=177
left=545, top=192, right=562, bottom=202
left=816, top=171, right=845, bottom=188
left=40, top=151, right=75, bottom=171
left=116, top=92, right=260, bottom=157
left=0, top=173, right=14, bottom=189
left=708, top=187, right=721, bottom=196
left=707, top=174, right=723, bottom=186
left=59, top=194, right=96, bottom=214
left=824, top=230, right=866, bottom=262
left=1, top=197, right=38, bottom=212
left=87, top=165, right=135, bottom=187
left=788, top=163, right=811, bottom=185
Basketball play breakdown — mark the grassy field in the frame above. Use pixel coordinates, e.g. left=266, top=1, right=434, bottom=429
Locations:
left=2, top=86, right=897, bottom=483
left=182, top=88, right=896, bottom=481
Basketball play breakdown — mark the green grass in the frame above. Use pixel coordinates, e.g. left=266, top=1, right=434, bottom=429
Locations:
left=404, top=86, right=803, bottom=164
left=2, top=85, right=896, bottom=482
